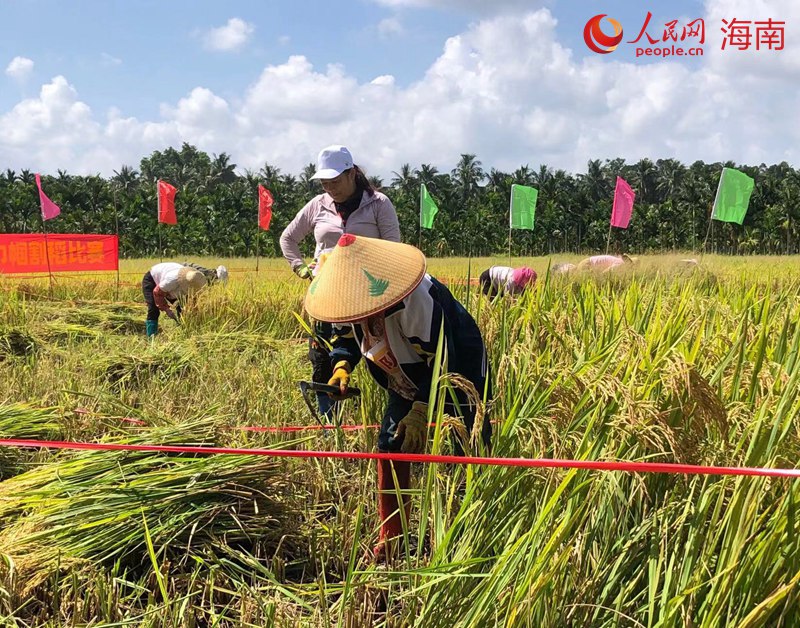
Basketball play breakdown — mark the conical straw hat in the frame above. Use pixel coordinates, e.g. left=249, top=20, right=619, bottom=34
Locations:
left=177, top=266, right=208, bottom=292
left=304, top=234, right=426, bottom=323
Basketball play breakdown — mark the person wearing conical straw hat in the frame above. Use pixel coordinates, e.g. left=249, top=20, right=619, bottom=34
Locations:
left=479, top=265, right=536, bottom=297
left=142, top=262, right=227, bottom=337
left=280, top=145, right=401, bottom=420
left=305, top=234, right=491, bottom=560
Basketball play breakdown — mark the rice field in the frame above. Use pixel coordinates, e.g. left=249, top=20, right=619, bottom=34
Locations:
left=2, top=254, right=800, bottom=627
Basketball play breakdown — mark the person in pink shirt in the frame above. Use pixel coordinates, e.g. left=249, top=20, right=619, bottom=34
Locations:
left=280, top=145, right=401, bottom=418
left=479, top=266, right=537, bottom=297
left=577, top=254, right=635, bottom=272
left=280, top=145, right=400, bottom=278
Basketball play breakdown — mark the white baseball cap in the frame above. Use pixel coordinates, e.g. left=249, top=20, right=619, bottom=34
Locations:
left=310, top=145, right=354, bottom=180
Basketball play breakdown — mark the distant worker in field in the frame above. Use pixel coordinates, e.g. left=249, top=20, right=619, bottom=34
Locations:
left=142, top=262, right=228, bottom=337
left=305, top=234, right=491, bottom=560
left=479, top=265, right=537, bottom=297
left=551, top=262, right=577, bottom=275
left=280, top=144, right=400, bottom=420
left=577, top=254, right=636, bottom=272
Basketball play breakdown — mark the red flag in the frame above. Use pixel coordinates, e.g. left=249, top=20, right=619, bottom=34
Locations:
left=157, top=180, right=177, bottom=224
left=35, top=173, right=61, bottom=221
left=258, top=185, right=273, bottom=231
left=610, top=176, right=635, bottom=229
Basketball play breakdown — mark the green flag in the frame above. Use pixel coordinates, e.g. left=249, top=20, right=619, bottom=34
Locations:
left=711, top=167, right=754, bottom=225
left=510, top=184, right=537, bottom=230
left=420, top=183, right=439, bottom=229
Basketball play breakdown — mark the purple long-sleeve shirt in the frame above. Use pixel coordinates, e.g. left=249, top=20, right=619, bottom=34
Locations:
left=280, top=190, right=401, bottom=270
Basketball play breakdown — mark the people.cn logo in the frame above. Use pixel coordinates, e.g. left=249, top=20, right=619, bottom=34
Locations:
left=584, top=14, right=624, bottom=54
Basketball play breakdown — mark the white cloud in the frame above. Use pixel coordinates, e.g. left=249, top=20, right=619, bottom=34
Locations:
left=202, top=17, right=255, bottom=52
left=278, top=35, right=291, bottom=45
left=371, top=75, right=396, bottom=86
left=100, top=52, right=122, bottom=67
left=160, top=87, right=232, bottom=143
left=5, top=56, right=34, bottom=80
left=2, top=1, right=799, bottom=177
left=370, top=0, right=539, bottom=13
left=0, top=76, right=103, bottom=171
left=377, top=17, right=405, bottom=38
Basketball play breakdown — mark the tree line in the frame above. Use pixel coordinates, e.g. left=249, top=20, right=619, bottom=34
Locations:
left=1, top=143, right=798, bottom=258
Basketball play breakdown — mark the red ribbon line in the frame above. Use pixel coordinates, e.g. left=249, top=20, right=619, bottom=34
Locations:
left=1, top=438, right=799, bottom=478
left=241, top=424, right=379, bottom=433
left=146, top=421, right=489, bottom=433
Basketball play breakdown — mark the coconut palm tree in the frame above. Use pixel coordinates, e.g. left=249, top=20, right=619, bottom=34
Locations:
left=210, top=153, right=238, bottom=186
left=656, top=158, right=687, bottom=249
left=390, top=164, right=417, bottom=197
left=451, top=154, right=484, bottom=202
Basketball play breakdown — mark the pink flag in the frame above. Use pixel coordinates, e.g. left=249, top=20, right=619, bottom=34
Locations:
left=35, top=173, right=61, bottom=221
left=610, top=176, right=635, bottom=229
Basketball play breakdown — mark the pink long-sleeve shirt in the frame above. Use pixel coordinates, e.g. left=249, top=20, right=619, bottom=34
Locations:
left=280, top=191, right=401, bottom=271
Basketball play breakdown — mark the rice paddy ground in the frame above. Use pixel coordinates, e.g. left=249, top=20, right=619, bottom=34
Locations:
left=1, top=253, right=800, bottom=627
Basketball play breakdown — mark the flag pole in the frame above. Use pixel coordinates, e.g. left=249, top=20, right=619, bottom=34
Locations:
left=465, top=250, right=472, bottom=315
left=700, top=203, right=713, bottom=262
left=508, top=189, right=513, bottom=263
left=156, top=184, right=163, bottom=262
left=418, top=184, right=422, bottom=250
left=701, top=170, right=724, bottom=260
left=42, top=217, right=53, bottom=297
left=703, top=206, right=714, bottom=251
left=113, top=188, right=120, bottom=301
left=605, top=222, right=613, bottom=255
left=255, top=224, right=261, bottom=273
left=35, top=173, right=55, bottom=295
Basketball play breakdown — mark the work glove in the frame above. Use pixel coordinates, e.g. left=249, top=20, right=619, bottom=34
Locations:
left=295, top=263, right=312, bottom=280
left=396, top=401, right=428, bottom=454
left=327, top=360, right=351, bottom=397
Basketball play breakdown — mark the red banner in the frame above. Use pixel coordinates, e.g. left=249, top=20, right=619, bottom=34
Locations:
left=0, top=234, right=119, bottom=274
left=158, top=180, right=177, bottom=224
left=258, top=184, right=273, bottom=230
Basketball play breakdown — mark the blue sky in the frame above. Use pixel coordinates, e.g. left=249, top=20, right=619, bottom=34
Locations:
left=1, top=0, right=796, bottom=176
left=1, top=0, right=707, bottom=116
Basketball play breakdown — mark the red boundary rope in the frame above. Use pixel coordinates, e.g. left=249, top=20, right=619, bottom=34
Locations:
left=1, top=438, right=799, bottom=478
left=241, top=424, right=379, bottom=433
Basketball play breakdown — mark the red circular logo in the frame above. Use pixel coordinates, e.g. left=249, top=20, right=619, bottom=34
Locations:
left=338, top=234, right=356, bottom=247
left=584, top=14, right=623, bottom=54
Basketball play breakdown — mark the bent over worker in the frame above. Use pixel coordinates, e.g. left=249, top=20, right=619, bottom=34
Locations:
left=142, top=262, right=227, bottom=337
left=479, top=265, right=536, bottom=297
left=577, top=254, right=635, bottom=272
left=304, top=234, right=491, bottom=559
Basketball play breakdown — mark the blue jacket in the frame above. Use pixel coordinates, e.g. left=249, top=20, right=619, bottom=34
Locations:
left=330, top=275, right=489, bottom=403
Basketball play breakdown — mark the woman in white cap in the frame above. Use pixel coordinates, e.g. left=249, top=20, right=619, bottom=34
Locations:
left=305, top=234, right=491, bottom=560
left=280, top=145, right=401, bottom=419
left=141, top=262, right=227, bottom=337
